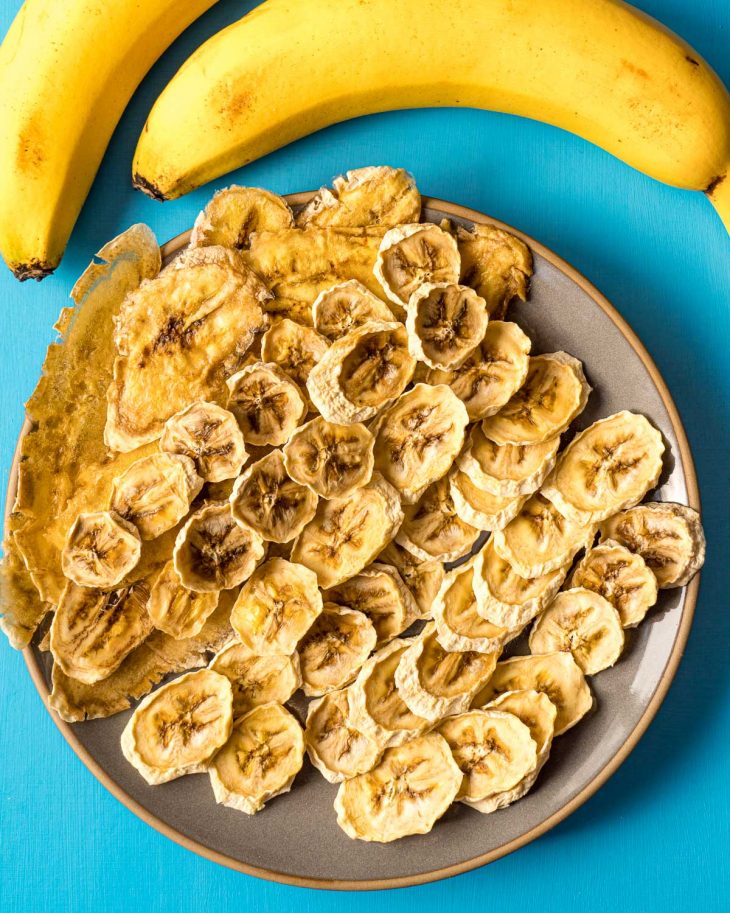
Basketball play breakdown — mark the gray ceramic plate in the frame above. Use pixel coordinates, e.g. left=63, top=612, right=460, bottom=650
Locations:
left=16, top=195, right=700, bottom=890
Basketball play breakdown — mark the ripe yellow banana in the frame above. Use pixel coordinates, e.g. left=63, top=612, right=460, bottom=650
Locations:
left=133, top=0, right=730, bottom=232
left=0, top=0, right=219, bottom=280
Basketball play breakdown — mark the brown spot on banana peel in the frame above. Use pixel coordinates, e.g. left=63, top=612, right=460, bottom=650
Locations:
left=705, top=173, right=726, bottom=198
left=685, top=55, right=700, bottom=67
left=132, top=171, right=169, bottom=202
left=12, top=259, right=56, bottom=282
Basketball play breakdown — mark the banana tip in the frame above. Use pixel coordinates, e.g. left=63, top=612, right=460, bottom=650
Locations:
left=11, top=259, right=56, bottom=282
left=132, top=172, right=169, bottom=202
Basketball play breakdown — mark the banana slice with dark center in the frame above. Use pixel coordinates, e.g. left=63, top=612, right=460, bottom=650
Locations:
left=449, top=468, right=527, bottom=531
left=305, top=687, right=383, bottom=783
left=147, top=559, right=220, bottom=639
left=226, top=362, right=306, bottom=447
left=209, top=639, right=301, bottom=717
left=571, top=540, right=658, bottom=627
left=160, top=401, right=246, bottom=483
left=374, top=223, right=460, bottom=309
left=298, top=603, right=377, bottom=696
left=312, top=280, right=396, bottom=340
left=458, top=423, right=559, bottom=498
left=190, top=185, right=293, bottom=249
left=406, top=282, right=488, bottom=370
left=325, top=563, right=418, bottom=645
left=377, top=541, right=445, bottom=620
left=457, top=223, right=533, bottom=319
left=260, top=318, right=329, bottom=396
left=61, top=510, right=141, bottom=589
left=396, top=477, right=480, bottom=563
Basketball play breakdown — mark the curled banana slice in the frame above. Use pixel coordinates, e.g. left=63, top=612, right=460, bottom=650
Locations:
left=226, top=362, right=306, bottom=447
left=209, top=702, right=304, bottom=815
left=312, top=280, right=395, bottom=340
left=457, top=223, right=533, bottom=318
left=230, top=450, right=318, bottom=543
left=405, top=282, right=488, bottom=370
left=374, top=223, right=460, bottom=310
left=599, top=502, right=705, bottom=588
left=377, top=541, right=445, bottom=620
left=283, top=416, right=375, bottom=499
left=260, top=318, right=329, bottom=395
left=326, top=563, right=418, bottom=645
left=305, top=687, right=382, bottom=783
left=121, top=668, right=233, bottom=785
left=306, top=320, right=415, bottom=424
left=160, top=402, right=246, bottom=483
left=209, top=640, right=301, bottom=717
left=481, top=352, right=590, bottom=446
left=571, top=540, right=658, bottom=628
left=61, top=510, right=141, bottom=589
left=173, top=501, right=265, bottom=592
left=458, top=423, right=559, bottom=498
left=190, top=185, right=293, bottom=249
left=334, top=732, right=462, bottom=842
left=298, top=603, right=377, bottom=696
left=396, top=477, right=480, bottom=564
left=291, top=474, right=403, bottom=588
left=449, top=468, right=527, bottom=531
left=230, top=558, right=323, bottom=655
left=147, top=560, right=220, bottom=639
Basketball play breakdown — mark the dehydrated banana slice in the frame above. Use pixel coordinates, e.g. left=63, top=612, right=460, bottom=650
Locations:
left=481, top=352, right=590, bottom=446
left=230, top=558, right=323, bottom=655
left=312, top=280, right=395, bottom=340
left=374, top=223, right=460, bottom=309
left=298, top=603, right=377, bottom=696
left=209, top=702, right=304, bottom=814
left=50, top=578, right=153, bottom=684
left=260, top=318, right=329, bottom=396
left=571, top=540, right=658, bottom=628
left=423, top=320, right=531, bottom=420
left=297, top=166, right=420, bottom=229
left=405, top=282, right=488, bottom=370
left=529, top=587, right=624, bottom=675
left=173, top=501, right=265, bottom=592
left=159, top=402, right=246, bottom=483
left=230, top=450, right=318, bottom=543
left=146, top=560, right=219, bottom=639
left=305, top=688, right=382, bottom=783
left=109, top=452, right=203, bottom=540
left=226, top=362, right=306, bottom=447
left=371, top=383, right=469, bottom=504
left=306, top=320, right=415, bottom=424
left=473, top=539, right=568, bottom=629
left=542, top=411, right=665, bottom=524
left=396, top=477, right=480, bottom=564
left=166, top=244, right=249, bottom=274
left=457, top=223, right=533, bottom=318
left=291, top=474, right=403, bottom=588
left=283, top=416, right=374, bottom=500
left=474, top=652, right=593, bottom=736
left=458, top=423, right=559, bottom=498
left=190, top=185, right=293, bottom=249
left=121, top=668, right=233, bottom=785
left=326, top=563, right=418, bottom=645
left=598, top=502, right=705, bottom=588
left=492, top=493, right=595, bottom=578
left=449, top=468, right=527, bottom=531
left=209, top=640, right=301, bottom=717
left=61, top=510, right=141, bottom=589
left=377, top=541, right=445, bottom=620
left=395, top=622, right=498, bottom=722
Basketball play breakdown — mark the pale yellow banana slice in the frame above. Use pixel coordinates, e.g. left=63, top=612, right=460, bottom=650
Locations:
left=291, top=474, right=403, bottom=588
left=159, top=401, right=247, bottom=483
left=298, top=603, right=377, bottom=696
left=260, top=318, right=329, bottom=395
left=209, top=702, right=304, bottom=814
left=121, top=668, right=233, bottom=785
left=147, top=560, right=219, bottom=639
left=396, top=477, right=480, bottom=563
left=167, top=244, right=250, bottom=274
left=173, top=501, right=265, bottom=592
left=190, top=185, right=293, bottom=249
left=458, top=423, right=559, bottom=498
left=571, top=540, right=658, bottom=628
left=326, top=563, right=419, bottom=645
left=377, top=541, right=445, bottom=620
left=283, top=415, right=375, bottom=499
left=405, top=282, right=488, bottom=370
left=230, top=557, right=322, bottom=655
left=230, top=449, right=318, bottom=543
left=306, top=320, right=415, bottom=423
left=305, top=687, right=382, bottom=783
left=374, top=223, right=460, bottom=309
left=226, top=362, right=306, bottom=447
left=449, top=468, right=527, bottom=531
left=61, top=510, right=141, bottom=589
left=457, top=223, right=533, bottom=319
left=599, top=502, right=705, bottom=588
left=312, top=280, right=396, bottom=340
left=209, top=639, right=301, bottom=717
left=481, top=352, right=590, bottom=446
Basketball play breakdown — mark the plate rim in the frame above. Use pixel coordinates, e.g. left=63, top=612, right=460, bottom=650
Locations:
left=11, top=193, right=701, bottom=891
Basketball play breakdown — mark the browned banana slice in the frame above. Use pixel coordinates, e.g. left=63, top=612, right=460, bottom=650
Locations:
left=396, top=477, right=480, bottom=564
left=147, top=560, right=219, bottom=639
left=61, top=510, right=141, bottom=589
left=226, top=362, right=306, bottom=447
left=283, top=416, right=374, bottom=499
left=598, top=502, right=705, bottom=588
left=449, top=468, right=527, bottom=531
left=305, top=687, right=382, bottom=783
left=159, top=401, right=247, bottom=483
left=405, top=282, right=489, bottom=370
left=326, top=564, right=418, bottom=645
left=374, top=223, right=460, bottom=309
left=371, top=383, right=469, bottom=503
left=298, top=604, right=377, bottom=696
left=209, top=702, right=304, bottom=814
left=571, top=540, right=658, bottom=627
left=109, top=453, right=203, bottom=540
left=209, top=640, right=301, bottom=717
left=458, top=423, right=559, bottom=498
left=230, top=450, right=318, bottom=543
left=166, top=244, right=250, bottom=274
left=190, top=186, right=293, bottom=249
left=312, top=280, right=396, bottom=340
left=377, top=541, right=445, bottom=619
left=291, top=474, right=403, bottom=588
left=306, top=320, right=415, bottom=423
left=481, top=352, right=590, bottom=446
left=121, top=668, right=233, bottom=784
left=230, top=558, right=322, bottom=655
left=260, top=318, right=329, bottom=397
left=457, top=223, right=533, bottom=318
left=173, top=501, right=265, bottom=592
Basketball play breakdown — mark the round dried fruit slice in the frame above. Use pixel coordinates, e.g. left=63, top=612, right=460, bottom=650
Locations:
left=396, top=477, right=480, bottom=564
left=449, top=468, right=527, bottom=531
left=305, top=688, right=383, bottom=783
left=209, top=640, right=301, bottom=717
left=456, top=223, right=533, bottom=319
left=283, top=416, right=375, bottom=500
left=226, top=362, right=306, bottom=446
left=159, top=401, right=247, bottom=483
left=291, top=474, right=403, bottom=589
left=298, top=604, right=377, bottom=696
left=61, top=510, right=141, bottom=589
left=121, top=668, right=233, bottom=785
left=405, top=282, right=488, bottom=370
left=377, top=541, right=445, bottom=620
left=570, top=540, right=658, bottom=628
left=458, top=423, right=559, bottom=498
left=598, top=502, right=705, bottom=589
left=306, top=320, right=415, bottom=424
left=335, top=732, right=462, bottom=842
left=209, top=702, right=304, bottom=814
left=173, top=501, right=265, bottom=592
left=147, top=560, right=220, bottom=639
left=230, top=450, right=318, bottom=543
left=230, top=558, right=322, bottom=655
left=371, top=383, right=470, bottom=503
left=312, top=280, right=396, bottom=340
left=260, top=318, right=329, bottom=395
left=189, top=185, right=293, bottom=249
left=326, top=563, right=418, bottom=645
left=374, top=223, right=460, bottom=309
left=481, top=352, right=590, bottom=446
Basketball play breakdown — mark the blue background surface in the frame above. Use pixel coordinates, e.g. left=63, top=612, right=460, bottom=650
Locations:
left=0, top=1, right=728, bottom=909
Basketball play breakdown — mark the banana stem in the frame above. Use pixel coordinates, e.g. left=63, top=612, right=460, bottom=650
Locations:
left=707, top=172, right=730, bottom=235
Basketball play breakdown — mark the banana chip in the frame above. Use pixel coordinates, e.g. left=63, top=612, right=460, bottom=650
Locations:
left=405, top=282, right=489, bottom=370
left=458, top=423, right=559, bottom=498
left=449, top=468, right=527, bottom=531
left=396, top=477, right=480, bottom=564
left=374, top=223, right=460, bottom=310
left=226, top=362, right=306, bottom=447
left=312, top=280, right=396, bottom=340
left=61, top=510, right=142, bottom=589
left=298, top=603, right=377, bottom=696
left=377, top=541, right=445, bottom=620
left=190, top=185, right=293, bottom=249
left=283, top=416, right=374, bottom=499
left=571, top=540, right=658, bottom=628
left=326, top=563, right=418, bottom=645
left=166, top=244, right=250, bottom=274
left=209, top=640, right=301, bottom=717
left=457, top=223, right=533, bottom=319
left=147, top=560, right=219, bottom=639
left=260, top=318, right=329, bottom=399
left=305, top=688, right=382, bottom=783
left=159, top=402, right=247, bottom=483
